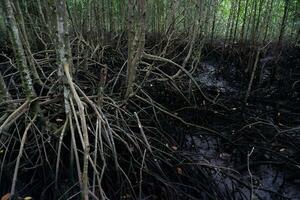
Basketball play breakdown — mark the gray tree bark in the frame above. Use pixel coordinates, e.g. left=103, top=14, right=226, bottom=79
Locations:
left=125, top=0, right=146, bottom=99
left=2, top=0, right=35, bottom=99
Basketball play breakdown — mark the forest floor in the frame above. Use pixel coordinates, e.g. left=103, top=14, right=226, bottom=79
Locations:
left=0, top=40, right=300, bottom=199
left=179, top=58, right=300, bottom=200
left=138, top=43, right=300, bottom=200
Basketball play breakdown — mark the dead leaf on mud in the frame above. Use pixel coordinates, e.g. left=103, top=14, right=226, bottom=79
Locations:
left=176, top=167, right=183, bottom=175
left=171, top=146, right=178, bottom=151
left=220, top=152, right=231, bottom=160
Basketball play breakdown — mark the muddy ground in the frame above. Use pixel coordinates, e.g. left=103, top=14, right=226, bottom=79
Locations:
left=0, top=41, right=299, bottom=199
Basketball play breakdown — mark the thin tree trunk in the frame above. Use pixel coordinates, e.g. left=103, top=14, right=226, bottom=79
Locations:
left=278, top=0, right=289, bottom=45
left=225, top=1, right=233, bottom=44
left=169, top=0, right=178, bottom=34
left=250, top=0, right=258, bottom=44
left=245, top=49, right=261, bottom=103
left=240, top=0, right=250, bottom=41
left=210, top=0, right=218, bottom=45
left=295, top=0, right=300, bottom=42
left=228, top=0, right=237, bottom=44
left=233, top=0, right=242, bottom=42
left=262, top=0, right=274, bottom=43
left=56, top=1, right=89, bottom=199
left=125, top=0, right=146, bottom=99
left=252, top=0, right=264, bottom=43
left=56, top=0, right=71, bottom=113
left=126, top=0, right=135, bottom=98
left=13, top=0, right=43, bottom=86
left=0, top=72, right=12, bottom=103
left=2, top=0, right=35, bottom=99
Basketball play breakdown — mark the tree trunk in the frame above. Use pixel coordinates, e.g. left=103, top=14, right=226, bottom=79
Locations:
left=0, top=72, right=11, bottom=103
left=2, top=0, right=35, bottom=100
left=278, top=0, right=289, bottom=45
left=233, top=0, right=242, bottom=42
left=240, top=0, right=250, bottom=41
left=125, top=0, right=146, bottom=99
left=13, top=0, right=43, bottom=86
left=262, top=0, right=274, bottom=43
left=56, top=1, right=90, bottom=199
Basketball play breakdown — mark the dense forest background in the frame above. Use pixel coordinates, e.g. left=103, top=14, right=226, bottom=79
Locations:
left=0, top=0, right=299, bottom=200
left=0, top=0, right=300, bottom=44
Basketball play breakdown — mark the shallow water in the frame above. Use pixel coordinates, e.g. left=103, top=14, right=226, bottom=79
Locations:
left=183, top=61, right=300, bottom=198
left=195, top=62, right=237, bottom=93
left=184, top=135, right=300, bottom=200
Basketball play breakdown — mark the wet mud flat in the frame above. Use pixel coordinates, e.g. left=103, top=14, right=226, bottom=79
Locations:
left=145, top=46, right=300, bottom=199
left=184, top=135, right=300, bottom=200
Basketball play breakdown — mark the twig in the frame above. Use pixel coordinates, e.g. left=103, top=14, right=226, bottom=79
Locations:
left=247, top=147, right=255, bottom=200
left=139, top=150, right=147, bottom=199
left=134, top=112, right=153, bottom=154
left=0, top=100, right=30, bottom=133
left=10, top=114, right=37, bottom=198
left=55, top=117, right=69, bottom=190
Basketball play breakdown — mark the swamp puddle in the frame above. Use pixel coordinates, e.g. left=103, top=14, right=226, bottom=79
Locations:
left=180, top=61, right=300, bottom=199
left=184, top=136, right=300, bottom=200
left=195, top=62, right=238, bottom=93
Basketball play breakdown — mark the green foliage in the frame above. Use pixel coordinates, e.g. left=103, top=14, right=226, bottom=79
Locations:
left=0, top=0, right=298, bottom=44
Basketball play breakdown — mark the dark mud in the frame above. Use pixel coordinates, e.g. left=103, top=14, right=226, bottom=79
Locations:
left=0, top=42, right=299, bottom=199
left=158, top=46, right=300, bottom=199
